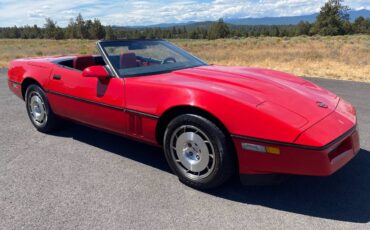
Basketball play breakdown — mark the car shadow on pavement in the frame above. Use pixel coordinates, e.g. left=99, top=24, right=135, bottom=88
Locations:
left=53, top=124, right=370, bottom=224
left=210, top=148, right=370, bottom=224
left=53, top=124, right=172, bottom=173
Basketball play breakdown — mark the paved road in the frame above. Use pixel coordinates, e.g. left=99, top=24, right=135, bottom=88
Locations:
left=1, top=68, right=370, bottom=229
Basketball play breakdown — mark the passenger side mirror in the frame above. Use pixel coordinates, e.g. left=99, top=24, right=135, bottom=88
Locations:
left=82, top=66, right=110, bottom=80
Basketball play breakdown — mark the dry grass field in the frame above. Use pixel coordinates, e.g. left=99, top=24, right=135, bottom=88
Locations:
left=0, top=35, right=369, bottom=82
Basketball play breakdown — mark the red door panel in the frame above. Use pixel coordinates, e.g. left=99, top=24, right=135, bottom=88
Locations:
left=46, top=66, right=126, bottom=134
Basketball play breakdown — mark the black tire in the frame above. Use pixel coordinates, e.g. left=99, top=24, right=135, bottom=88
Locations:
left=25, top=84, right=62, bottom=133
left=163, top=114, right=235, bottom=190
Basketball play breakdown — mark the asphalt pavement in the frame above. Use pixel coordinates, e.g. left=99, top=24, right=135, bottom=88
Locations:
left=1, top=68, right=370, bottom=229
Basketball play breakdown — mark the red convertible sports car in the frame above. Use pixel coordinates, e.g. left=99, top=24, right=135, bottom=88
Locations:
left=8, top=39, right=360, bottom=189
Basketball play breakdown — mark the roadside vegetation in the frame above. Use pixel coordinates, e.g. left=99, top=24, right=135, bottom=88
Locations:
left=0, top=0, right=369, bottom=82
left=1, top=36, right=369, bottom=82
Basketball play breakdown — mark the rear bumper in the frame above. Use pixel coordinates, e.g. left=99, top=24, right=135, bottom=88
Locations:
left=233, top=126, right=360, bottom=177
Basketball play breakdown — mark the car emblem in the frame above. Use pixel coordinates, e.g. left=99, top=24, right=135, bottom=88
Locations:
left=316, top=101, right=328, bottom=108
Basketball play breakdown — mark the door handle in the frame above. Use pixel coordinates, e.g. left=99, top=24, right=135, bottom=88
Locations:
left=53, top=75, right=62, bottom=80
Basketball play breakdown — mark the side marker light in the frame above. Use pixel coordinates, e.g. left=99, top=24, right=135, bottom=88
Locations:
left=242, top=143, right=280, bottom=155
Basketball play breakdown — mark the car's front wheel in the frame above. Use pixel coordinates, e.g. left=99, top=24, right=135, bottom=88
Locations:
left=25, top=84, right=62, bottom=133
left=163, top=114, right=235, bottom=189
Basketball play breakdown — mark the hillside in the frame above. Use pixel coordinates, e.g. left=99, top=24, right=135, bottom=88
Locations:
left=138, top=9, right=370, bottom=28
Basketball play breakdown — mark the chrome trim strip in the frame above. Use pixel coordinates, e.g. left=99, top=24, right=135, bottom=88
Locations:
left=96, top=41, right=120, bottom=78
left=8, top=79, right=21, bottom=85
left=46, top=90, right=123, bottom=111
left=45, top=90, right=159, bottom=119
left=125, top=109, right=159, bottom=119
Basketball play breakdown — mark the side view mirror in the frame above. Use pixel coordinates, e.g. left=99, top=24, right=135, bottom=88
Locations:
left=82, top=66, right=110, bottom=80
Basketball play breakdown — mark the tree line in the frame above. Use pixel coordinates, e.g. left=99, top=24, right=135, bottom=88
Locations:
left=0, top=0, right=369, bottom=40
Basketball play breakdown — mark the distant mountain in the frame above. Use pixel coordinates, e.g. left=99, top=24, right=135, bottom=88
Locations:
left=144, top=21, right=198, bottom=28
left=117, top=21, right=215, bottom=30
left=224, top=13, right=318, bottom=25
left=347, top=9, right=370, bottom=20
left=129, top=9, right=370, bottom=28
left=225, top=9, right=370, bottom=25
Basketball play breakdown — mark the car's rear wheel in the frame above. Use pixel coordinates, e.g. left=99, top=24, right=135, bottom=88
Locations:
left=163, top=114, right=235, bottom=189
left=25, top=84, right=62, bottom=133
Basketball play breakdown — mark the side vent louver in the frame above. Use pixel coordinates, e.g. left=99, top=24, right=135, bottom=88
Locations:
left=128, top=114, right=143, bottom=137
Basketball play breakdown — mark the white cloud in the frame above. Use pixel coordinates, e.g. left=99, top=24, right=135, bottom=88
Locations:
left=0, top=0, right=369, bottom=27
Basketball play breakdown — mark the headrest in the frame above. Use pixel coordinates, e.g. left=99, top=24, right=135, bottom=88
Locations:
left=120, top=53, right=137, bottom=68
left=73, top=56, right=95, bottom=71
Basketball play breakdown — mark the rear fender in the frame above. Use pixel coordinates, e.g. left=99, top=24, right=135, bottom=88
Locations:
left=8, top=60, right=54, bottom=98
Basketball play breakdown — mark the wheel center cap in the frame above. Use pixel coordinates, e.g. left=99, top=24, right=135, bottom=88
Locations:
left=34, top=105, right=41, bottom=113
left=183, top=147, right=201, bottom=162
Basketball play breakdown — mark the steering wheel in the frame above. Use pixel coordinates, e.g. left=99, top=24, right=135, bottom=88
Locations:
left=161, top=57, right=177, bottom=64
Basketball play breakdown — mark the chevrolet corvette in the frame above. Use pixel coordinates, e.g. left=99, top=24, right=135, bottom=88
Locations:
left=7, top=39, right=360, bottom=189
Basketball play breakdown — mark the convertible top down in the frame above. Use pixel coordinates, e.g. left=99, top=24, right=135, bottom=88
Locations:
left=8, top=39, right=360, bottom=189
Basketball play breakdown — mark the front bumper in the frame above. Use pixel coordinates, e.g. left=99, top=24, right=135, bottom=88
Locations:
left=233, top=126, right=360, bottom=177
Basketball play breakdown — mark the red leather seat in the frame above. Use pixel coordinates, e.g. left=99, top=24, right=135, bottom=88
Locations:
left=73, top=56, right=95, bottom=71
left=120, top=53, right=138, bottom=68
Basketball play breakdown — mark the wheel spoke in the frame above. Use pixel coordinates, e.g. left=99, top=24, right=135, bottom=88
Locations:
left=28, top=91, right=47, bottom=126
left=169, top=124, right=216, bottom=179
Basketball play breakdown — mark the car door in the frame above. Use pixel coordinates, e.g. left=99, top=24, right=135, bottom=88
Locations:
left=46, top=64, right=126, bottom=135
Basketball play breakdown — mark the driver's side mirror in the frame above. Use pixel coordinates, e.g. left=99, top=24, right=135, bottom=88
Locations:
left=82, top=66, right=110, bottom=81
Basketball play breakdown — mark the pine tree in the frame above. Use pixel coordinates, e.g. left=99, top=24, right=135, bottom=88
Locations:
left=44, top=18, right=57, bottom=39
left=105, top=26, right=117, bottom=40
left=208, top=18, right=230, bottom=40
left=75, top=13, right=89, bottom=39
left=313, top=0, right=350, bottom=36
left=296, top=21, right=312, bottom=35
left=90, top=19, right=106, bottom=39
left=66, top=18, right=77, bottom=39
left=353, top=16, right=370, bottom=34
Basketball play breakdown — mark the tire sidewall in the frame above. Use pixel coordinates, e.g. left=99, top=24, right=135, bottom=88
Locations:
left=164, top=114, right=233, bottom=188
left=25, top=84, right=52, bottom=130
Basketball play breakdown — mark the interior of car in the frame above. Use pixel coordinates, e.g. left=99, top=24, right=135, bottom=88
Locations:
left=55, top=53, right=162, bottom=72
left=56, top=55, right=105, bottom=71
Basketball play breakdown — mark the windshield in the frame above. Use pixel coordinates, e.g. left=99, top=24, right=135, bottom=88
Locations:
left=98, top=40, right=207, bottom=77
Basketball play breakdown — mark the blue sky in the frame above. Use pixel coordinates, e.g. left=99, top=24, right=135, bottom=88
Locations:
left=0, top=0, right=369, bottom=27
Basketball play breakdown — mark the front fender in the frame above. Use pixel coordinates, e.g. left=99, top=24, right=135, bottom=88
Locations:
left=162, top=90, right=306, bottom=143
left=125, top=78, right=304, bottom=144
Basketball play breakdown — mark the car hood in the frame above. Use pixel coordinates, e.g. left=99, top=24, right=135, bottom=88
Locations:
left=170, top=65, right=339, bottom=128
